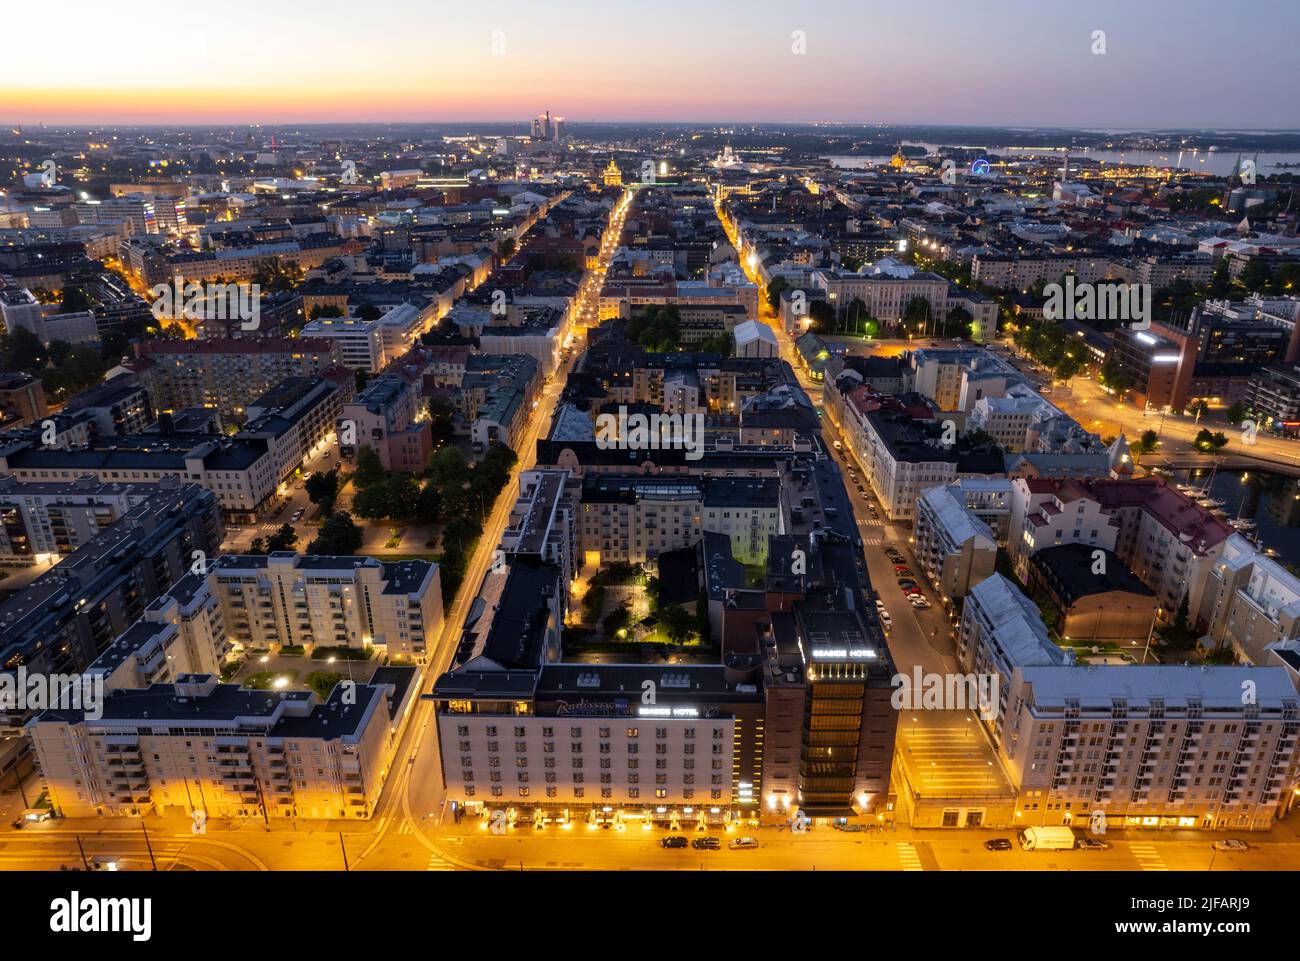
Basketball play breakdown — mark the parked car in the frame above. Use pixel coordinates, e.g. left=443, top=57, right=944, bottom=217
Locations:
left=984, top=838, right=1013, bottom=852
left=893, top=565, right=912, bottom=573
left=874, top=599, right=886, bottom=610
left=291, top=508, right=306, bottom=523
left=1078, top=837, right=1111, bottom=850
left=661, top=835, right=689, bottom=848
left=897, top=578, right=918, bottom=587
left=1212, top=839, right=1249, bottom=852
left=910, top=600, right=931, bottom=610
left=692, top=836, right=721, bottom=850
left=729, top=836, right=759, bottom=850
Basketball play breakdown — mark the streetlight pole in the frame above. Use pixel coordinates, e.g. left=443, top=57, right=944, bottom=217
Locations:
left=141, top=818, right=158, bottom=871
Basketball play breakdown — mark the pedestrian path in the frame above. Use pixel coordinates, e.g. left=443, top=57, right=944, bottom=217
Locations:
left=1129, top=842, right=1168, bottom=871
left=896, top=841, right=924, bottom=871
left=427, top=851, right=455, bottom=871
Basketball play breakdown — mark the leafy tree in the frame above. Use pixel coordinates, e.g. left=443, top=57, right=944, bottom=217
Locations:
left=309, top=304, right=344, bottom=320
left=47, top=339, right=72, bottom=367
left=497, top=237, right=517, bottom=261
left=659, top=604, right=694, bottom=644
left=1224, top=402, right=1246, bottom=425
left=0, top=328, right=47, bottom=372
left=1194, top=429, right=1229, bottom=452
left=944, top=305, right=972, bottom=338
left=627, top=304, right=681, bottom=353
left=352, top=445, right=385, bottom=488
left=414, top=482, right=443, bottom=525
left=356, top=303, right=382, bottom=322
left=765, top=276, right=789, bottom=314
left=248, top=537, right=267, bottom=555
left=305, top=469, right=339, bottom=507
left=603, top=602, right=632, bottom=639
left=266, top=523, right=298, bottom=553
left=1137, top=429, right=1159, bottom=454
left=427, top=445, right=471, bottom=492
left=308, top=512, right=363, bottom=555
left=1186, top=399, right=1210, bottom=421
left=1238, top=259, right=1272, bottom=293
left=59, top=286, right=93, bottom=312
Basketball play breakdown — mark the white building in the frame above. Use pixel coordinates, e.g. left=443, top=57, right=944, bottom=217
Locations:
left=734, top=319, right=779, bottom=358
left=914, top=483, right=999, bottom=604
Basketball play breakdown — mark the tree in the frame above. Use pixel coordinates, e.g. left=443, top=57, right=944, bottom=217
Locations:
left=265, top=523, right=298, bottom=553
left=0, top=328, right=47, bottom=373
left=1224, top=402, right=1246, bottom=426
left=1194, top=428, right=1229, bottom=452
left=426, top=396, right=457, bottom=449
left=944, top=305, right=972, bottom=338
left=414, top=482, right=443, bottom=525
left=603, top=602, right=632, bottom=639
left=627, top=304, right=681, bottom=353
left=59, top=286, right=93, bottom=313
left=1137, top=429, right=1160, bottom=454
left=309, top=304, right=344, bottom=320
left=248, top=536, right=267, bottom=555
left=659, top=604, right=694, bottom=644
left=47, top=339, right=72, bottom=367
left=308, top=512, right=363, bottom=555
left=305, top=469, right=339, bottom=507
left=1239, top=259, right=1272, bottom=293
left=427, top=445, right=471, bottom=491
left=903, top=296, right=931, bottom=335
left=1187, top=399, right=1210, bottom=422
left=497, top=237, right=517, bottom=261
left=765, top=276, right=790, bottom=314
left=356, top=303, right=382, bottom=322
left=352, top=445, right=385, bottom=488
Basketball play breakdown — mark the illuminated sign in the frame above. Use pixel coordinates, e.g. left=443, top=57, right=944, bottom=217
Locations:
left=811, top=648, right=876, bottom=660
left=637, top=706, right=700, bottom=717
left=1151, top=354, right=1180, bottom=363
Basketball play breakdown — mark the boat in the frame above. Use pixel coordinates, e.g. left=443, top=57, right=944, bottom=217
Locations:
left=1197, top=497, right=1225, bottom=510
left=1230, top=518, right=1257, bottom=532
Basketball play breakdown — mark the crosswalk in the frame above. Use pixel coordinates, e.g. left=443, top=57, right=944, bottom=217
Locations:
left=1130, top=842, right=1168, bottom=871
left=896, top=841, right=924, bottom=871
left=862, top=536, right=885, bottom=546
left=426, top=852, right=455, bottom=871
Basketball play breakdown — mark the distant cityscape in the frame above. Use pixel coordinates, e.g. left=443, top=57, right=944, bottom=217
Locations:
left=1, top=81, right=1300, bottom=880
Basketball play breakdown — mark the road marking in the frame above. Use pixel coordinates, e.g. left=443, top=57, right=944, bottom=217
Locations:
left=1129, top=843, right=1168, bottom=871
left=427, top=852, right=455, bottom=871
left=896, top=841, right=923, bottom=871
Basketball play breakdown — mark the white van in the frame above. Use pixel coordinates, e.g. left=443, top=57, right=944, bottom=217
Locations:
left=1018, top=826, right=1076, bottom=851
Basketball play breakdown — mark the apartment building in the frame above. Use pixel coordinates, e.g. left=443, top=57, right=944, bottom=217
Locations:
left=210, top=553, right=443, bottom=663
left=338, top=373, right=431, bottom=473
left=961, top=574, right=1299, bottom=832
left=131, top=337, right=341, bottom=417
left=0, top=371, right=48, bottom=428
left=240, top=376, right=342, bottom=484
left=89, top=570, right=232, bottom=690
left=971, top=253, right=1117, bottom=290
left=164, top=234, right=350, bottom=284
left=0, top=475, right=186, bottom=564
left=500, top=469, right=581, bottom=604
left=301, top=302, right=435, bottom=372
left=811, top=263, right=996, bottom=333
left=0, top=435, right=280, bottom=522
left=1201, top=533, right=1300, bottom=664
left=578, top=473, right=781, bottom=566
left=459, top=354, right=542, bottom=454
left=0, top=485, right=221, bottom=785
left=856, top=409, right=1005, bottom=522
left=913, top=483, right=998, bottom=604
left=28, top=670, right=414, bottom=820
left=63, top=374, right=154, bottom=438
left=1009, top=477, right=1234, bottom=620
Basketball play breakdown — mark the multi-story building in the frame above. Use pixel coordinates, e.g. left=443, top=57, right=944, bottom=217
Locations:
left=28, top=670, right=416, bottom=820
left=1009, top=476, right=1234, bottom=621
left=0, top=434, right=280, bottom=522
left=0, top=485, right=221, bottom=784
left=1026, top=543, right=1159, bottom=643
left=240, top=376, right=343, bottom=484
left=0, top=371, right=48, bottom=428
left=0, top=475, right=185, bottom=564
left=913, top=483, right=998, bottom=604
left=1201, top=533, right=1300, bottom=664
left=338, top=372, right=431, bottom=473
left=63, top=374, right=154, bottom=438
left=209, top=553, right=443, bottom=663
left=1245, top=364, right=1300, bottom=434
left=130, top=337, right=342, bottom=417
left=578, top=473, right=781, bottom=566
left=962, top=575, right=1298, bottom=833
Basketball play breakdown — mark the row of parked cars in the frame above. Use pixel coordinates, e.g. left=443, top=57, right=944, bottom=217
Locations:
left=661, top=835, right=759, bottom=850
left=884, top=547, right=930, bottom=610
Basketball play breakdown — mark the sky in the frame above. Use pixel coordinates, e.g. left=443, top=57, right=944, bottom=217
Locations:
left=3, top=0, right=1297, bottom=128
